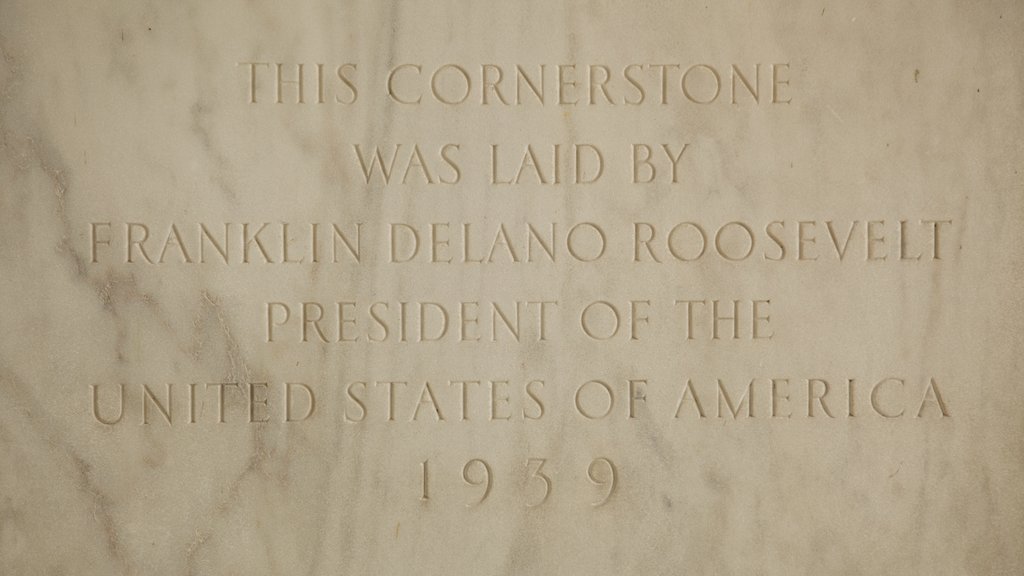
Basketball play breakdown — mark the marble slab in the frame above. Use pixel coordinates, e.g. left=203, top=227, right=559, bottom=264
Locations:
left=1, top=1, right=1022, bottom=574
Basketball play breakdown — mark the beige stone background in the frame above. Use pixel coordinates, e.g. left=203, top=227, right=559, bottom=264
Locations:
left=1, top=1, right=1022, bottom=574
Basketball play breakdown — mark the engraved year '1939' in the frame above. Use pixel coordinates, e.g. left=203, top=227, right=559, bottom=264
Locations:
left=418, top=457, right=618, bottom=507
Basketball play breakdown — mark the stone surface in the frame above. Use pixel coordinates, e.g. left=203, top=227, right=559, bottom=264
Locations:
left=1, top=1, right=1022, bottom=574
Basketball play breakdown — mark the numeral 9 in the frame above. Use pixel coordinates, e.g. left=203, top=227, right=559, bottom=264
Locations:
left=462, top=458, right=492, bottom=506
left=587, top=457, right=617, bottom=507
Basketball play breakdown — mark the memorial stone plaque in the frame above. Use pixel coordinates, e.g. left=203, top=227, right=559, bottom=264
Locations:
left=1, top=1, right=1022, bottom=574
